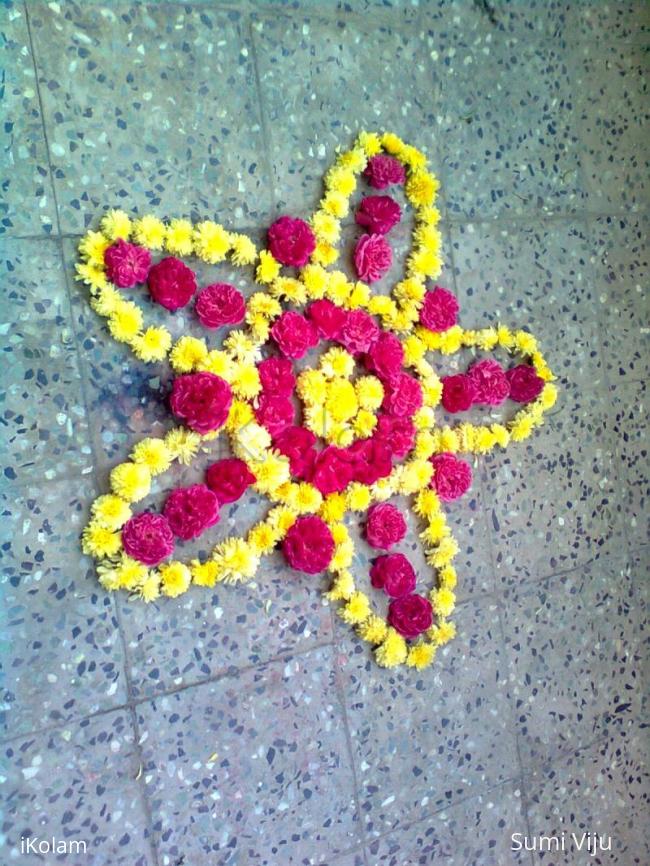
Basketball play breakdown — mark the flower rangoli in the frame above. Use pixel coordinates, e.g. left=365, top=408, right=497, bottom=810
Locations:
left=77, top=131, right=558, bottom=670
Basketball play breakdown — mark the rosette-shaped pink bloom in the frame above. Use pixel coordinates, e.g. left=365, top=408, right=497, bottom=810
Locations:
left=254, top=393, right=294, bottom=437
left=441, top=374, right=476, bottom=414
left=307, top=299, right=347, bottom=341
left=370, top=553, right=416, bottom=598
left=374, top=415, right=416, bottom=458
left=267, top=216, right=316, bottom=267
left=419, top=286, right=459, bottom=333
left=382, top=372, right=423, bottom=418
left=468, top=359, right=510, bottom=406
left=273, top=426, right=317, bottom=480
left=363, top=155, right=406, bottom=190
left=365, top=503, right=407, bottom=550
left=195, top=283, right=245, bottom=328
left=347, top=438, right=393, bottom=486
left=355, top=195, right=402, bottom=235
left=430, top=453, right=473, bottom=501
left=388, top=594, right=433, bottom=639
left=270, top=311, right=318, bottom=359
left=354, top=233, right=392, bottom=283
left=309, top=446, right=357, bottom=495
left=339, top=309, right=380, bottom=355
left=365, top=331, right=404, bottom=383
left=506, top=364, right=545, bottom=403
left=283, top=515, right=335, bottom=574
left=104, top=239, right=151, bottom=288
left=206, top=458, right=256, bottom=505
left=121, top=512, right=174, bottom=566
left=258, top=357, right=296, bottom=397
left=163, top=484, right=220, bottom=541
left=169, top=371, right=233, bottom=434
left=147, top=256, right=197, bottom=311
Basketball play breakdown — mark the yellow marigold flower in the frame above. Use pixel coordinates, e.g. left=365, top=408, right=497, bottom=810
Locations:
left=198, top=349, right=234, bottom=380
left=76, top=262, right=108, bottom=290
left=231, top=422, right=271, bottom=463
left=91, top=494, right=132, bottom=531
left=352, top=409, right=377, bottom=439
left=428, top=619, right=456, bottom=646
left=267, top=505, right=297, bottom=535
left=515, top=330, right=538, bottom=355
left=439, top=565, right=457, bottom=590
left=473, top=427, right=496, bottom=453
left=431, top=587, right=456, bottom=618
left=311, top=211, right=341, bottom=245
left=81, top=521, right=122, bottom=558
left=331, top=539, right=354, bottom=571
left=399, top=459, right=433, bottom=494
left=320, top=347, right=355, bottom=379
left=165, top=218, right=193, bottom=256
left=337, top=147, right=366, bottom=172
left=97, top=561, right=121, bottom=591
left=367, top=295, right=397, bottom=317
left=170, top=336, right=208, bottom=373
left=381, top=131, right=403, bottom=153
left=375, top=628, right=407, bottom=668
left=439, top=427, right=459, bottom=453
left=358, top=130, right=382, bottom=156
left=101, top=208, right=131, bottom=241
left=132, top=215, right=166, bottom=250
left=193, top=220, right=231, bottom=263
left=89, top=285, right=121, bottom=316
left=338, top=591, right=371, bottom=625
left=420, top=513, right=448, bottom=545
left=414, top=488, right=441, bottom=519
left=247, top=292, right=282, bottom=320
left=331, top=522, right=350, bottom=545
left=115, top=556, right=149, bottom=591
left=388, top=309, right=416, bottom=333
left=490, top=424, right=510, bottom=448
left=247, top=522, right=279, bottom=556
left=325, top=570, right=355, bottom=601
left=474, top=328, right=499, bottom=351
left=132, top=326, right=172, bottom=362
left=325, top=165, right=356, bottom=196
left=345, top=281, right=370, bottom=310
left=79, top=230, right=110, bottom=267
left=230, top=233, right=257, bottom=266
left=301, top=263, right=329, bottom=299
left=326, top=379, right=358, bottom=422
left=164, top=428, right=201, bottom=465
left=131, top=437, right=172, bottom=475
left=346, top=483, right=372, bottom=512
left=400, top=143, right=427, bottom=170
left=413, top=224, right=442, bottom=250
left=107, top=302, right=143, bottom=343
left=139, top=572, right=161, bottom=602
left=437, top=325, right=464, bottom=354
left=321, top=191, right=349, bottom=219
left=414, top=430, right=436, bottom=460
left=214, top=538, right=260, bottom=582
left=422, top=377, right=443, bottom=408
left=402, top=335, right=426, bottom=366
left=406, top=643, right=436, bottom=670
left=226, top=398, right=255, bottom=433
left=394, top=277, right=426, bottom=304
left=357, top=614, right=387, bottom=645
left=231, top=362, right=261, bottom=399
left=269, top=276, right=307, bottom=306
left=330, top=425, right=354, bottom=448
left=408, top=248, right=443, bottom=279
left=224, top=330, right=261, bottom=364
left=370, top=475, right=397, bottom=501
left=159, top=561, right=191, bottom=598
left=297, top=369, right=328, bottom=406
left=110, top=461, right=151, bottom=502
left=320, top=493, right=347, bottom=524
left=190, top=559, right=220, bottom=587
left=510, top=414, right=534, bottom=442
left=251, top=452, right=290, bottom=494
left=256, top=250, right=281, bottom=284
left=287, top=483, right=323, bottom=514
left=413, top=406, right=436, bottom=429
left=427, top=536, right=459, bottom=569
left=313, top=240, right=339, bottom=266
left=406, top=170, right=439, bottom=208
left=540, top=383, right=558, bottom=410
left=355, top=375, right=384, bottom=411
left=496, top=325, right=514, bottom=349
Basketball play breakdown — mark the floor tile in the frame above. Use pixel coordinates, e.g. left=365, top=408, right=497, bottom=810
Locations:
left=588, top=214, right=649, bottom=383
left=0, top=709, right=153, bottom=866
left=336, top=596, right=516, bottom=836
left=365, top=781, right=529, bottom=865
left=0, top=476, right=127, bottom=739
left=501, top=555, right=638, bottom=772
left=136, top=646, right=360, bottom=866
left=574, top=41, right=649, bottom=212
left=1, top=237, right=92, bottom=485
left=525, top=736, right=648, bottom=864
left=0, top=2, right=57, bottom=237
left=610, top=380, right=649, bottom=546
left=28, top=3, right=271, bottom=232
left=480, top=382, right=625, bottom=586
left=566, top=0, right=650, bottom=43
left=252, top=13, right=443, bottom=217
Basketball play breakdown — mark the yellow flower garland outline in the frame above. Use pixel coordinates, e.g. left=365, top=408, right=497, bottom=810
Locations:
left=78, top=131, right=557, bottom=668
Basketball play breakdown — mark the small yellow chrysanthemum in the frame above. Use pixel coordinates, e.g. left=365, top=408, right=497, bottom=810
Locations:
left=297, top=369, right=328, bottom=406
left=250, top=451, right=290, bottom=494
left=311, top=211, right=340, bottom=244
left=405, top=171, right=440, bottom=208
left=510, top=415, right=535, bottom=441
left=139, top=572, right=161, bottom=603
left=431, top=587, right=456, bottom=618
left=256, top=250, right=281, bottom=284
left=247, top=292, right=282, bottom=320
left=320, top=347, right=355, bottom=380
left=232, top=422, right=271, bottom=463
left=225, top=398, right=255, bottom=433
left=301, top=263, right=329, bottom=299
left=267, top=505, right=297, bottom=535
left=428, top=620, right=456, bottom=646
left=132, top=326, right=172, bottom=362
left=427, top=536, right=459, bottom=569
left=131, top=437, right=172, bottom=475
left=414, top=488, right=441, bottom=519
left=355, top=375, right=384, bottom=410
left=97, top=561, right=121, bottom=591
left=76, top=262, right=108, bottom=290
left=375, top=628, right=407, bottom=668
left=230, top=233, right=258, bottom=266
left=439, top=565, right=457, bottom=590
left=213, top=538, right=259, bottom=582
left=247, top=522, right=279, bottom=556
left=367, top=295, right=396, bottom=317
left=352, top=409, right=377, bottom=439
left=231, top=362, right=261, bottom=399
left=420, top=513, right=448, bottom=545
left=165, top=218, right=193, bottom=256
left=319, top=493, right=347, bottom=524
left=101, top=209, right=131, bottom=241
left=198, top=349, right=234, bottom=380
left=170, top=336, right=208, bottom=373
left=160, top=561, right=191, bottom=598
left=346, top=483, right=371, bottom=512
left=338, top=592, right=371, bottom=625
left=320, top=191, right=349, bottom=219
left=357, top=614, right=388, bottom=645
left=81, top=521, right=122, bottom=558
left=132, top=215, right=166, bottom=250
left=358, top=130, right=382, bottom=156
left=325, top=165, right=356, bottom=197
left=79, top=230, right=110, bottom=267
left=190, top=559, right=220, bottom=587
left=107, top=302, right=143, bottom=343
left=399, top=459, right=433, bottom=494
left=270, top=276, right=307, bottom=306
left=224, top=330, right=261, bottom=364
left=110, top=462, right=151, bottom=502
left=287, top=483, right=323, bottom=514
left=193, top=220, right=231, bottom=263
left=370, top=475, right=397, bottom=502
left=413, top=406, right=436, bottom=430
left=89, top=285, right=121, bottom=316
left=540, top=383, right=558, bottom=410
left=115, top=556, right=149, bottom=591
left=326, top=271, right=352, bottom=305
left=312, top=240, right=338, bottom=267
left=326, top=379, right=358, bottom=422
left=345, top=281, right=371, bottom=310
left=91, top=494, right=132, bottom=531
left=164, top=428, right=201, bottom=465
left=325, top=570, right=355, bottom=601
left=406, top=643, right=436, bottom=670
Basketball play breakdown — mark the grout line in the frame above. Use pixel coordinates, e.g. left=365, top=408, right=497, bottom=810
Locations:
left=246, top=14, right=278, bottom=218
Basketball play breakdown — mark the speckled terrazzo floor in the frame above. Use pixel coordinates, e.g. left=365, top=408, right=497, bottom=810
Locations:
left=1, top=1, right=648, bottom=864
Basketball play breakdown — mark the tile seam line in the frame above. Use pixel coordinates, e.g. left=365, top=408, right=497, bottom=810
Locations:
left=246, top=14, right=278, bottom=216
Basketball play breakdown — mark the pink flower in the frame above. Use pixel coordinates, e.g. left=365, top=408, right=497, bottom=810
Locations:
left=347, top=438, right=393, bottom=485
left=468, top=359, right=510, bottom=406
left=354, top=233, right=392, bottom=283
left=419, top=286, right=459, bottom=332
left=339, top=309, right=380, bottom=355
left=382, top=372, right=423, bottom=418
left=506, top=364, right=545, bottom=403
left=121, top=512, right=174, bottom=566
left=388, top=594, right=433, bottom=639
left=195, top=283, right=245, bottom=329
left=355, top=195, right=402, bottom=234
left=374, top=415, right=416, bottom=458
left=370, top=553, right=416, bottom=598
left=169, top=371, right=233, bottom=434
left=147, top=256, right=197, bottom=311
left=267, top=216, right=316, bottom=267
left=206, top=458, right=256, bottom=504
left=254, top=393, right=294, bottom=437
left=309, top=446, right=357, bottom=495
left=441, top=374, right=476, bottom=413
left=307, top=299, right=347, bottom=341
left=273, top=426, right=317, bottom=480
left=363, top=155, right=406, bottom=190
left=283, top=515, right=335, bottom=574
left=163, top=484, right=220, bottom=541
left=257, top=357, right=296, bottom=397
left=365, top=331, right=404, bottom=382
left=270, top=311, right=318, bottom=359
left=365, top=503, right=407, bottom=550
left=430, top=453, right=473, bottom=501
left=104, top=239, right=151, bottom=288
